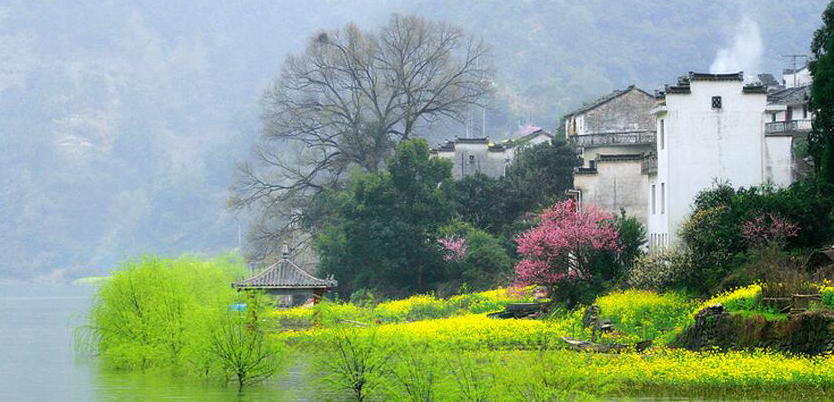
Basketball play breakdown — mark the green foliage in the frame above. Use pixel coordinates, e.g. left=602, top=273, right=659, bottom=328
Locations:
left=502, top=138, right=579, bottom=220
left=612, top=209, right=647, bottom=269
left=810, top=1, right=834, bottom=188
left=627, top=247, right=694, bottom=291
left=314, top=328, right=394, bottom=402
left=206, top=293, right=288, bottom=391
left=437, top=220, right=514, bottom=291
left=680, top=182, right=834, bottom=294
left=315, top=139, right=454, bottom=296
left=389, top=343, right=443, bottom=402
left=451, top=139, right=579, bottom=238
left=77, top=255, right=286, bottom=388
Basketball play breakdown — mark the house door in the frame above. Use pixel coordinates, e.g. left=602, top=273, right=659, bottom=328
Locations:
left=786, top=107, right=793, bottom=121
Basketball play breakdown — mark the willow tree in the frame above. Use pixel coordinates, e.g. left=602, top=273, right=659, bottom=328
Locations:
left=232, top=14, right=492, bottom=261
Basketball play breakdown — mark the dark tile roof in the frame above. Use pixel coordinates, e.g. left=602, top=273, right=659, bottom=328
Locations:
left=783, top=64, right=809, bottom=75
left=431, top=129, right=553, bottom=153
left=767, top=85, right=811, bottom=105
left=597, top=153, right=644, bottom=161
left=757, top=73, right=779, bottom=87
left=495, top=128, right=553, bottom=150
left=564, top=85, right=653, bottom=117
left=742, top=84, right=768, bottom=94
left=660, top=72, right=759, bottom=97
left=454, top=137, right=489, bottom=144
left=689, top=72, right=743, bottom=81
left=233, top=257, right=336, bottom=289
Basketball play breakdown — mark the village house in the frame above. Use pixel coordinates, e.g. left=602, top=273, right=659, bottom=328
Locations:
left=564, top=85, right=657, bottom=228
left=430, top=126, right=552, bottom=179
left=645, top=72, right=809, bottom=250
left=783, top=63, right=812, bottom=88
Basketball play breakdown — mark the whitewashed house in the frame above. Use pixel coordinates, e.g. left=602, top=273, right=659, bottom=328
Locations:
left=564, top=85, right=657, bottom=227
left=783, top=64, right=812, bottom=88
left=431, top=126, right=552, bottom=179
left=645, top=72, right=802, bottom=250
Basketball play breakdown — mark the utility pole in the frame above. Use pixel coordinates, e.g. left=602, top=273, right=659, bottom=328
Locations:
left=782, top=54, right=809, bottom=87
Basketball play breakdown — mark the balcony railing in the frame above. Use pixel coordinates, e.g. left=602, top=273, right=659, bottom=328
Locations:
left=570, top=130, right=656, bottom=147
left=641, top=154, right=657, bottom=175
left=765, top=119, right=812, bottom=134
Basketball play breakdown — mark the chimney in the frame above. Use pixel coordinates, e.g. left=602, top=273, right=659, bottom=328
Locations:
left=282, top=243, right=290, bottom=260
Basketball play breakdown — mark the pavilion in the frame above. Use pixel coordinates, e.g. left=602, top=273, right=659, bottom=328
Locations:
left=232, top=247, right=337, bottom=307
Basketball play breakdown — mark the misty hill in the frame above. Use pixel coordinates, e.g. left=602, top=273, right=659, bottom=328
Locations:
left=0, top=0, right=828, bottom=282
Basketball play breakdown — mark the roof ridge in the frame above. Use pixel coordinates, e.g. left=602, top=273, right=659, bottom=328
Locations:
left=564, top=86, right=652, bottom=117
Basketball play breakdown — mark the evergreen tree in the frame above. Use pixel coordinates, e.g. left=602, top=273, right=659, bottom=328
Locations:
left=315, top=139, right=454, bottom=296
left=809, top=1, right=834, bottom=188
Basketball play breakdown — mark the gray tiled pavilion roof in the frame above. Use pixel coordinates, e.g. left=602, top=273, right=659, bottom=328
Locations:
left=233, top=257, right=337, bottom=289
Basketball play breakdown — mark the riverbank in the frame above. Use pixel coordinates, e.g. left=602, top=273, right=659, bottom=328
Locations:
left=266, top=286, right=834, bottom=401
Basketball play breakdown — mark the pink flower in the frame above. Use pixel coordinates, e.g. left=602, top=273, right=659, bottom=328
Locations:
left=741, top=213, right=799, bottom=248
left=513, top=200, right=621, bottom=288
left=438, top=236, right=467, bottom=262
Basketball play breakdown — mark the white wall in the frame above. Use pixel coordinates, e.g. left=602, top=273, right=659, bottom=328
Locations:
left=650, top=80, right=767, bottom=246
left=783, top=68, right=812, bottom=88
left=575, top=159, right=649, bottom=228
left=765, top=135, right=793, bottom=187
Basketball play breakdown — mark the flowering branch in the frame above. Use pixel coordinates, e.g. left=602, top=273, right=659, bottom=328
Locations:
left=438, top=236, right=467, bottom=262
left=514, top=199, right=621, bottom=289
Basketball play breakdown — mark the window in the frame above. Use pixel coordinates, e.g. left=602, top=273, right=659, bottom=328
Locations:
left=771, top=113, right=776, bottom=122
left=661, top=183, right=666, bottom=214
left=711, top=96, right=722, bottom=109
left=803, top=105, right=808, bottom=119
left=589, top=160, right=596, bottom=170
left=659, top=119, right=665, bottom=150
left=651, top=184, right=656, bottom=214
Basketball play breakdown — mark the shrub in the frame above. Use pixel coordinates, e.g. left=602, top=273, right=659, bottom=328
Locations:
left=389, top=343, right=443, bottom=402
left=680, top=181, right=834, bottom=294
left=77, top=255, right=287, bottom=389
left=627, top=247, right=694, bottom=291
left=437, top=220, right=514, bottom=292
left=315, top=328, right=394, bottom=402
left=206, top=293, right=287, bottom=391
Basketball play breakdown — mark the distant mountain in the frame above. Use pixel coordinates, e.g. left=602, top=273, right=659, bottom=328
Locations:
left=0, top=0, right=828, bottom=281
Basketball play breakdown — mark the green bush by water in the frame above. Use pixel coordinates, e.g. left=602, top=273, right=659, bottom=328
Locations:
left=76, top=255, right=287, bottom=389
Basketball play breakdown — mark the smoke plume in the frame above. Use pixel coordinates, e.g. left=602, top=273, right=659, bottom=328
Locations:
left=709, top=16, right=763, bottom=77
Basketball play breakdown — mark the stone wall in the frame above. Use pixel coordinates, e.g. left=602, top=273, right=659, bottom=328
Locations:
left=676, top=304, right=834, bottom=355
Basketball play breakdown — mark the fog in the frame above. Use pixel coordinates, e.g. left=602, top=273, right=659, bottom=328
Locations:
left=0, top=0, right=828, bottom=282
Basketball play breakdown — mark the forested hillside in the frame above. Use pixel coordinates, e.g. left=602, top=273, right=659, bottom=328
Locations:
left=0, top=0, right=827, bottom=282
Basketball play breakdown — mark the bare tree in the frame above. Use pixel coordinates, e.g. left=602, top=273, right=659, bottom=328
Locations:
left=231, top=14, right=492, bottom=260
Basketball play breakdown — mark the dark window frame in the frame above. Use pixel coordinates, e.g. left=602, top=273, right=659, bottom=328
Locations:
left=711, top=96, right=722, bottom=109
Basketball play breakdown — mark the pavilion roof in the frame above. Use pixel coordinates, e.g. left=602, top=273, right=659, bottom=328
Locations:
left=233, top=257, right=337, bottom=290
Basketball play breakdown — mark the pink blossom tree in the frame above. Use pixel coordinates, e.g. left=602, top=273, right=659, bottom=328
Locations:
left=741, top=213, right=799, bottom=249
left=514, top=200, right=621, bottom=301
left=438, top=236, right=468, bottom=262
